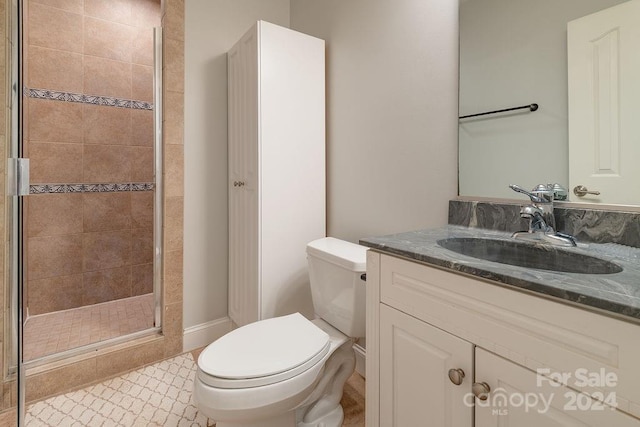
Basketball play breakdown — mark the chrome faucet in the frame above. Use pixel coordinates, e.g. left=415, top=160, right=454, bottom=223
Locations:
left=509, top=184, right=576, bottom=247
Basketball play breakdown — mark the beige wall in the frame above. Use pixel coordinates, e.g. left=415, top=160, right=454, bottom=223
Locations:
left=183, top=0, right=290, bottom=329
left=291, top=0, right=459, bottom=242
left=183, top=0, right=459, bottom=330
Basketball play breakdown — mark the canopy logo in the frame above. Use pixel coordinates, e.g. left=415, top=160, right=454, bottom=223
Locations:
left=462, top=368, right=618, bottom=416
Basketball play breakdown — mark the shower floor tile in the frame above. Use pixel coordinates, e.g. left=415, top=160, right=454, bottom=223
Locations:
left=24, top=294, right=155, bottom=361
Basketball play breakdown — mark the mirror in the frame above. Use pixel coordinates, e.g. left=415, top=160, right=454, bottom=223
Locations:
left=458, top=0, right=638, bottom=206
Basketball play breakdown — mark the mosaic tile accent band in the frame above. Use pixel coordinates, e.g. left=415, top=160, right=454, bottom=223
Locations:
left=30, top=183, right=155, bottom=194
left=25, top=87, right=153, bottom=111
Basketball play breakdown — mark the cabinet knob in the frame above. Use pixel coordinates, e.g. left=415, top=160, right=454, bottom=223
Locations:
left=233, top=181, right=246, bottom=187
left=472, top=382, right=491, bottom=400
left=447, top=368, right=465, bottom=386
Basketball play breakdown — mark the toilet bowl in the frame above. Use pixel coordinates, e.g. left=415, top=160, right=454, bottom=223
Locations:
left=194, top=238, right=367, bottom=427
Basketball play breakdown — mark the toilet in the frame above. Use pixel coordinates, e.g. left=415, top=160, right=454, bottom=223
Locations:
left=193, top=237, right=367, bottom=427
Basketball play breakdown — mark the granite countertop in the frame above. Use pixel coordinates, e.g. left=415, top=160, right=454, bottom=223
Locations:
left=360, top=225, right=640, bottom=322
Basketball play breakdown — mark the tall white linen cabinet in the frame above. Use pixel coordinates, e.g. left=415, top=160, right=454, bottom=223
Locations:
left=227, top=21, right=326, bottom=328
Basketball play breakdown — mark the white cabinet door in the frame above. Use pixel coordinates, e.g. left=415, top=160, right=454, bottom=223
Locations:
left=227, top=27, right=260, bottom=327
left=475, top=348, right=640, bottom=427
left=379, top=304, right=473, bottom=427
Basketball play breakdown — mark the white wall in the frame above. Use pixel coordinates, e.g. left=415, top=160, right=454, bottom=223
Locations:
left=183, top=0, right=290, bottom=329
left=184, top=0, right=459, bottom=330
left=291, top=0, right=459, bottom=243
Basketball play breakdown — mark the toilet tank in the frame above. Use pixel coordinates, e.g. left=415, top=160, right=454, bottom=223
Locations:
left=306, top=237, right=367, bottom=337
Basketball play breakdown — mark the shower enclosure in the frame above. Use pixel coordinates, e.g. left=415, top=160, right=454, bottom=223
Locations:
left=19, top=0, right=162, bottom=362
left=4, top=0, right=165, bottom=423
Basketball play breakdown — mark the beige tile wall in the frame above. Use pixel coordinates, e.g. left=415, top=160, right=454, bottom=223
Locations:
left=24, top=0, right=160, bottom=315
left=0, top=0, right=184, bottom=413
left=161, top=0, right=185, bottom=359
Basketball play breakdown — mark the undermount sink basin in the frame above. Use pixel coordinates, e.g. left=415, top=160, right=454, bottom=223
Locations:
left=437, top=237, right=623, bottom=275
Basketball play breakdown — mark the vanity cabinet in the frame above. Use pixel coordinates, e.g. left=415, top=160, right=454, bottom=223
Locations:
left=366, top=251, right=640, bottom=426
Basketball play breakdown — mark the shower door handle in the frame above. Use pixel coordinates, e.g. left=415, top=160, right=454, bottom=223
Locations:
left=8, top=158, right=30, bottom=196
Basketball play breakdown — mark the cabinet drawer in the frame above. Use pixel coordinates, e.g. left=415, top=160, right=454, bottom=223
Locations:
left=378, top=253, right=640, bottom=418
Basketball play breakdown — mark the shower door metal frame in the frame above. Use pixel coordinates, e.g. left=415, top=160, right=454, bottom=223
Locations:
left=9, top=0, right=26, bottom=423
left=153, top=26, right=164, bottom=332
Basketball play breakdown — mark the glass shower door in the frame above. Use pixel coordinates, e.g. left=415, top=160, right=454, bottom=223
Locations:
left=7, top=1, right=164, bottom=424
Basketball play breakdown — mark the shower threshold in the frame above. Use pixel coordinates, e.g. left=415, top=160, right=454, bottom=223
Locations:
left=23, top=294, right=155, bottom=362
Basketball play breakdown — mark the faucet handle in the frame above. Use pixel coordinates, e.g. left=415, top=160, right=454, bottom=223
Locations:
left=550, top=183, right=568, bottom=201
left=531, top=184, right=554, bottom=203
left=509, top=184, right=547, bottom=203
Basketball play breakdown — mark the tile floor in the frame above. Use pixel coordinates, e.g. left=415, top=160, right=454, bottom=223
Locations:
left=25, top=353, right=209, bottom=426
left=24, top=294, right=155, bottom=361
left=14, top=352, right=365, bottom=426
left=10, top=316, right=365, bottom=426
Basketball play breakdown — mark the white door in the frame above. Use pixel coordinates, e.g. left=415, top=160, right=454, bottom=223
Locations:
left=568, top=0, right=640, bottom=205
left=379, top=304, right=473, bottom=427
left=475, top=348, right=640, bottom=426
left=228, top=27, right=260, bottom=327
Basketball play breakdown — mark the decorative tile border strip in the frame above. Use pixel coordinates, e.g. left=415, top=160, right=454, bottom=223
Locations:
left=30, top=183, right=155, bottom=194
left=25, top=88, right=153, bottom=111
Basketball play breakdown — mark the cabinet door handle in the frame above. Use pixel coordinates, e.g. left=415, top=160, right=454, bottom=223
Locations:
left=472, top=382, right=491, bottom=400
left=447, top=368, right=465, bottom=385
left=233, top=181, right=246, bottom=187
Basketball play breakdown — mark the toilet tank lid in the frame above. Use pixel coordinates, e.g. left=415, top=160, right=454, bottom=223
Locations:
left=306, top=237, right=367, bottom=271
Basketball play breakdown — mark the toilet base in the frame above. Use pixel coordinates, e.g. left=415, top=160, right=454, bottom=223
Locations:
left=298, top=405, right=343, bottom=427
left=215, top=411, right=295, bottom=427
left=295, top=337, right=355, bottom=427
left=194, top=321, right=355, bottom=427
left=211, top=405, right=344, bottom=427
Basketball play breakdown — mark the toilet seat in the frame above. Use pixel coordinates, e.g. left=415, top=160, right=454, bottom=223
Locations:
left=198, top=313, right=330, bottom=389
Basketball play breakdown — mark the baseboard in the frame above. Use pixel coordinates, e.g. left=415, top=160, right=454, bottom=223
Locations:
left=183, top=316, right=232, bottom=353
left=353, top=343, right=366, bottom=378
